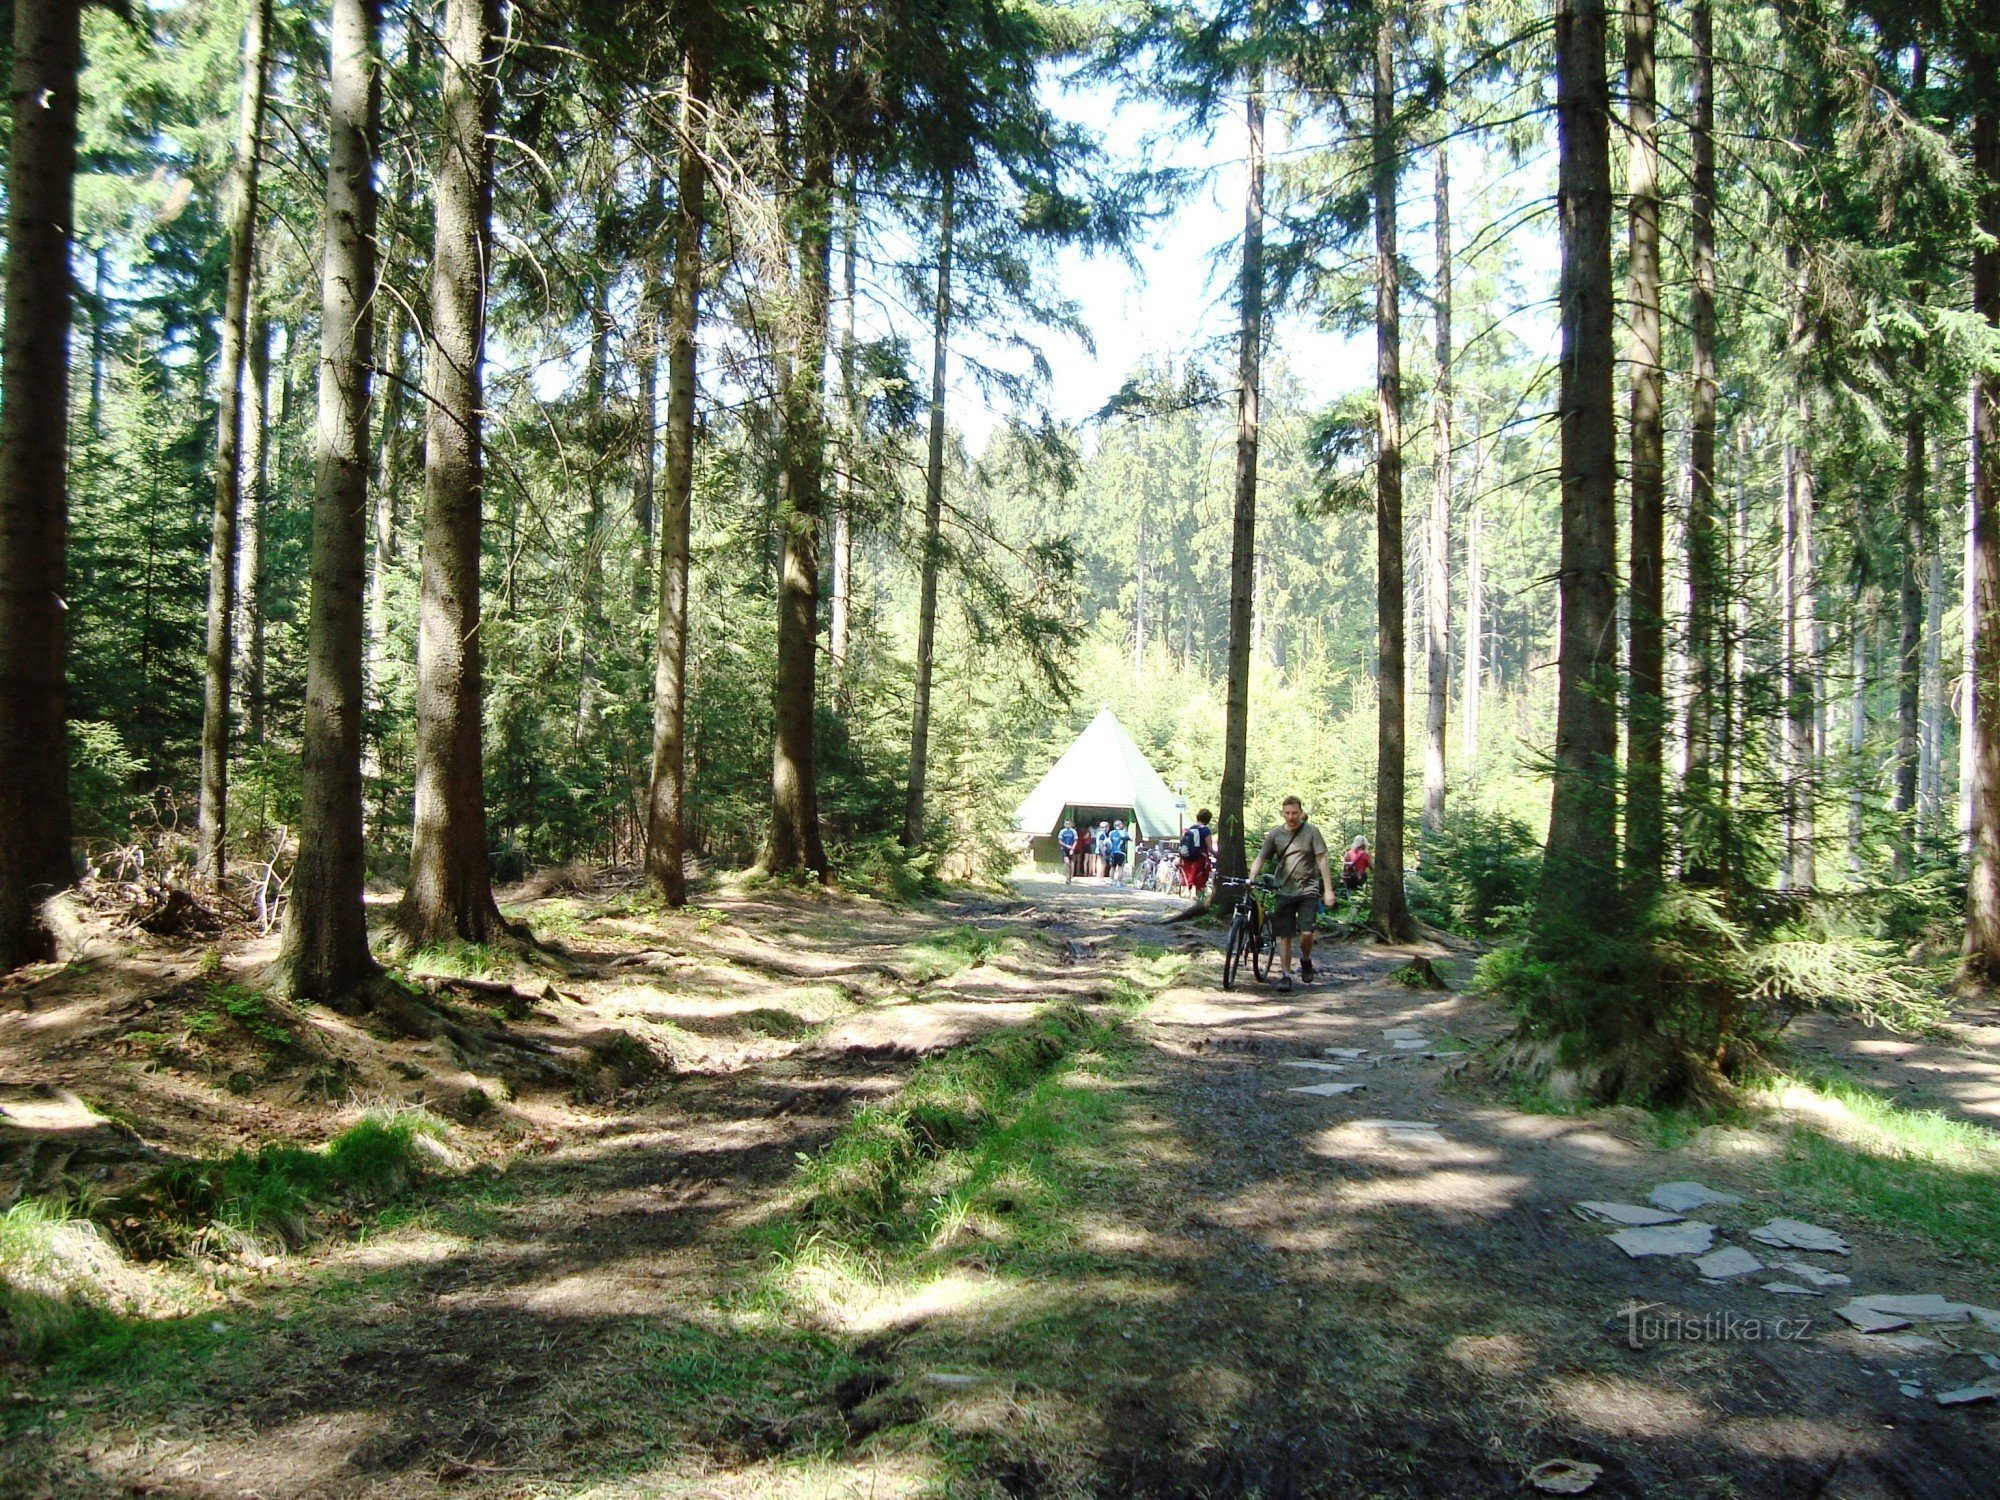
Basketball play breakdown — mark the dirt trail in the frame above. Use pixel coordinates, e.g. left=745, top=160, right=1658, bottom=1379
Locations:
left=3, top=878, right=1997, bottom=1498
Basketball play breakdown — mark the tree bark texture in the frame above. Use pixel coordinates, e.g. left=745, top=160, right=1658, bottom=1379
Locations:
left=765, top=18, right=833, bottom=880
left=1539, top=0, right=1620, bottom=928
left=0, top=0, right=82, bottom=971
left=1683, top=0, right=1723, bottom=888
left=645, top=38, right=709, bottom=905
left=1217, top=70, right=1264, bottom=884
left=196, top=0, right=274, bottom=887
left=903, top=172, right=954, bottom=850
left=1372, top=14, right=1416, bottom=943
left=1623, top=0, right=1665, bottom=888
left=1423, top=134, right=1451, bottom=844
left=633, top=177, right=662, bottom=610
left=1462, top=488, right=1482, bottom=765
left=277, top=0, right=382, bottom=1001
left=1966, top=112, right=2000, bottom=977
left=399, top=0, right=501, bottom=945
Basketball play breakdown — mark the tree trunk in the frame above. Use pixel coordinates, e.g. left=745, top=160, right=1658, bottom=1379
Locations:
left=1785, top=247, right=1819, bottom=892
left=398, top=0, right=500, bottom=946
left=88, top=246, right=107, bottom=437
left=1964, top=376, right=1979, bottom=856
left=1462, top=486, right=1482, bottom=765
left=366, top=307, right=406, bottom=717
left=1538, top=0, right=1619, bottom=930
left=1965, top=112, right=2000, bottom=978
left=1623, top=0, right=1665, bottom=888
left=0, top=0, right=82, bottom=972
left=633, top=179, right=662, bottom=610
left=1922, top=523, right=1944, bottom=838
left=645, top=37, right=709, bottom=906
left=1216, top=68, right=1264, bottom=885
left=276, top=0, right=382, bottom=1001
left=903, top=171, right=954, bottom=850
left=1372, top=13, right=1416, bottom=943
left=1682, top=0, right=1722, bottom=890
left=197, top=0, right=274, bottom=888
left=575, top=280, right=610, bottom=739
left=1894, top=377, right=1926, bottom=878
left=830, top=184, right=857, bottom=682
left=764, top=20, right=834, bottom=880
left=1849, top=598, right=1867, bottom=879
left=237, top=310, right=271, bottom=749
left=1422, top=133, right=1451, bottom=844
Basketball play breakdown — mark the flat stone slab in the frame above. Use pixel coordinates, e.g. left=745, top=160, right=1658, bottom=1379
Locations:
left=1778, top=1260, right=1850, bottom=1288
left=1763, top=1282, right=1819, bottom=1296
left=1391, top=1038, right=1431, bottom=1050
left=1575, top=1201, right=1685, bottom=1227
left=1323, top=1047, right=1369, bottom=1059
left=1695, top=1246, right=1764, bottom=1280
left=1279, top=1059, right=1348, bottom=1072
left=1846, top=1294, right=1995, bottom=1325
left=1835, top=1302, right=1914, bottom=1333
left=1608, top=1221, right=1716, bottom=1258
left=1381, top=1028, right=1426, bottom=1040
left=1647, top=1181, right=1743, bottom=1213
left=1290, top=1082, right=1367, bottom=1097
left=1350, top=1119, right=1442, bottom=1131
left=1422, top=1049, right=1470, bottom=1059
left=1855, top=1332, right=1944, bottom=1355
left=1748, top=1218, right=1850, bottom=1255
left=1937, top=1379, right=2000, bottom=1407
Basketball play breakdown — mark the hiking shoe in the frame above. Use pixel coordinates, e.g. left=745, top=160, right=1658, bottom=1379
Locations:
left=1300, top=957, right=1315, bottom=983
left=1276, top=973, right=1293, bottom=994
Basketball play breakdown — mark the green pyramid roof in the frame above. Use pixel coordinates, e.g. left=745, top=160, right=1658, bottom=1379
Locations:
left=1013, top=707, right=1182, bottom=839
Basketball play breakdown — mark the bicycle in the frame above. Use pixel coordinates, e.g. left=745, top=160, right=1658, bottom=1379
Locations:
left=1218, top=876, right=1278, bottom=991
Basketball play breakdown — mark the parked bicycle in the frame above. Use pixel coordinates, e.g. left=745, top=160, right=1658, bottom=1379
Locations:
left=1217, top=875, right=1278, bottom=991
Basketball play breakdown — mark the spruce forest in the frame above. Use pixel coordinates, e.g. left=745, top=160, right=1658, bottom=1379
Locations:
left=3, top=0, right=2000, bottom=1495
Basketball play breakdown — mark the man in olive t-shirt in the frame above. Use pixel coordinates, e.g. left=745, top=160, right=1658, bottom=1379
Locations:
left=1248, top=795, right=1336, bottom=993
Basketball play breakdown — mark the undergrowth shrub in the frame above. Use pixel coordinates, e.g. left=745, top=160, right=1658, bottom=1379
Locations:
left=1480, top=884, right=1946, bottom=1107
left=832, top=833, right=945, bottom=903
left=1408, top=805, right=1541, bottom=938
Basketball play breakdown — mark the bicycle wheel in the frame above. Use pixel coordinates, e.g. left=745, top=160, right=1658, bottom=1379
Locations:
left=1222, top=916, right=1250, bottom=991
left=1250, top=915, right=1276, bottom=982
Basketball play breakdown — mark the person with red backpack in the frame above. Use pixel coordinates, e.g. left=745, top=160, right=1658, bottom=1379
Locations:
left=1178, top=809, right=1214, bottom=896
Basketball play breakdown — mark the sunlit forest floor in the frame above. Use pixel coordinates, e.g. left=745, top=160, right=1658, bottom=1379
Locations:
left=3, top=870, right=1998, bottom=1497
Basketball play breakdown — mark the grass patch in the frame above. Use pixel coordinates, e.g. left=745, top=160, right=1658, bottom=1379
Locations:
left=406, top=940, right=508, bottom=980
left=128, top=1108, right=450, bottom=1251
left=757, top=1001, right=1128, bottom=1320
left=1763, top=1068, right=2000, bottom=1262
left=897, top=923, right=1000, bottom=983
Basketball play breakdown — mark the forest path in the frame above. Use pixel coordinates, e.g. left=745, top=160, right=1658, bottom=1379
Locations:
left=5, top=878, right=1997, bottom=1497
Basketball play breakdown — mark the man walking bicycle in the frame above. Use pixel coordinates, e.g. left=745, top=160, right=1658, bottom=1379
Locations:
left=1247, top=796, right=1336, bottom=993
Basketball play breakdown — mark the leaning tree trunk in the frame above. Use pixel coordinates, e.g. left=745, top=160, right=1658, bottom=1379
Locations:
left=197, top=0, right=274, bottom=888
left=0, top=0, right=83, bottom=972
left=764, top=17, right=834, bottom=880
left=276, top=0, right=383, bottom=1001
left=236, top=310, right=272, bottom=750
left=1372, top=12, right=1417, bottom=943
left=1623, top=0, right=1665, bottom=889
left=903, top=173, right=955, bottom=850
left=1966, top=112, right=2000, bottom=979
left=1683, top=0, right=1723, bottom=890
left=398, top=0, right=500, bottom=945
left=1422, top=132, right=1451, bottom=845
left=1894, top=366, right=1926, bottom=879
left=1216, top=67, right=1265, bottom=885
left=1537, top=0, right=1619, bottom=933
left=644, top=37, right=709, bottom=906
